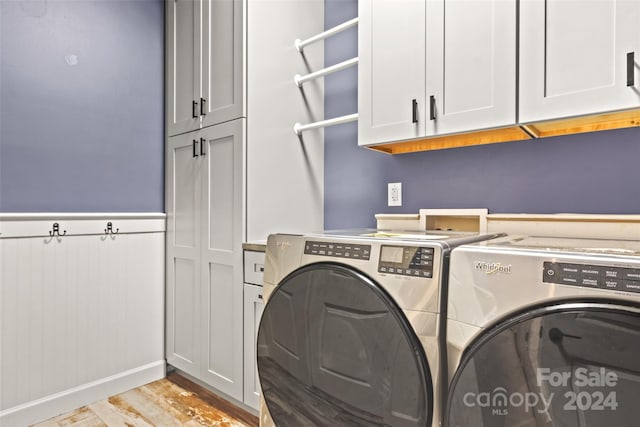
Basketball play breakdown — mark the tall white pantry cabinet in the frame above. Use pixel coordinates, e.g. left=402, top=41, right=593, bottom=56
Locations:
left=165, top=0, right=324, bottom=408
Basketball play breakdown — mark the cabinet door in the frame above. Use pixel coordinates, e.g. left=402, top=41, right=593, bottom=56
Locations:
left=426, top=0, right=516, bottom=135
left=358, top=0, right=426, bottom=146
left=199, top=119, right=245, bottom=400
left=201, top=0, right=245, bottom=127
left=166, top=131, right=203, bottom=378
left=166, top=0, right=201, bottom=136
left=520, top=0, right=640, bottom=123
left=243, top=283, right=265, bottom=410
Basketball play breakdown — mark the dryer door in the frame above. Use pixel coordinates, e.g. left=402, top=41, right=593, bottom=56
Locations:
left=446, top=302, right=640, bottom=427
left=257, top=263, right=433, bottom=427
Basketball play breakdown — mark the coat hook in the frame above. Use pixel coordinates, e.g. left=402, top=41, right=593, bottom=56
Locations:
left=105, top=221, right=119, bottom=235
left=49, top=222, right=66, bottom=237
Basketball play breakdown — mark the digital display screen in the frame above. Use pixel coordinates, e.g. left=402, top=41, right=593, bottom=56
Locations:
left=380, top=246, right=404, bottom=263
left=378, top=245, right=434, bottom=277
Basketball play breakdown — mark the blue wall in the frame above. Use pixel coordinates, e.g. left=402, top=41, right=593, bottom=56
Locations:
left=324, top=0, right=640, bottom=229
left=0, top=0, right=164, bottom=212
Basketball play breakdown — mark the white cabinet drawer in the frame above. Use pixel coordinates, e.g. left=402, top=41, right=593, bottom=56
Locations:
left=244, top=250, right=265, bottom=285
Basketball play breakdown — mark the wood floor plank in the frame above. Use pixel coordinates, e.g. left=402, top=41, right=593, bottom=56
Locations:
left=104, top=395, right=156, bottom=426
left=166, top=373, right=258, bottom=427
left=32, top=376, right=257, bottom=427
left=117, top=388, right=184, bottom=426
left=88, top=399, right=153, bottom=427
left=145, top=381, right=244, bottom=426
left=44, top=406, right=107, bottom=427
left=31, top=419, right=60, bottom=427
left=135, top=383, right=194, bottom=424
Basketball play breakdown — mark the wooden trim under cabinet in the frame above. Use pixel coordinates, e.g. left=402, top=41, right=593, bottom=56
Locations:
left=367, top=126, right=532, bottom=155
left=365, top=108, right=640, bottom=155
left=522, top=108, right=640, bottom=138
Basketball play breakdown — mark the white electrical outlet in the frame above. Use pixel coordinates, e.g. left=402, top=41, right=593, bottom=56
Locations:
left=388, top=182, right=402, bottom=207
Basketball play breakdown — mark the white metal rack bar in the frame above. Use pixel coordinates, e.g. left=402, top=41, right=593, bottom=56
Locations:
left=294, top=57, right=358, bottom=87
left=294, top=113, right=359, bottom=136
left=294, top=17, right=359, bottom=52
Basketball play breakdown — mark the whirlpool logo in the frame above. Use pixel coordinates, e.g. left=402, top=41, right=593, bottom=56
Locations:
left=474, top=261, right=512, bottom=275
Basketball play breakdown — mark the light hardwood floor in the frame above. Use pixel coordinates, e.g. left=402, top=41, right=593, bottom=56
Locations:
left=33, top=373, right=259, bottom=427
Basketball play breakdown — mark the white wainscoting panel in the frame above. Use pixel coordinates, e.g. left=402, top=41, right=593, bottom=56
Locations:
left=0, top=213, right=166, bottom=426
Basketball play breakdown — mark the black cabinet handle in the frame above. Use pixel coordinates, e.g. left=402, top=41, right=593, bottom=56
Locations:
left=627, top=52, right=635, bottom=87
left=192, top=100, right=198, bottom=119
left=200, top=137, right=206, bottom=156
left=192, top=139, right=198, bottom=157
left=430, top=95, right=436, bottom=120
left=200, top=97, right=207, bottom=116
left=412, top=99, right=418, bottom=123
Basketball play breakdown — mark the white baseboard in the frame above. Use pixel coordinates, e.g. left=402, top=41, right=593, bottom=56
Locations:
left=0, top=360, right=166, bottom=427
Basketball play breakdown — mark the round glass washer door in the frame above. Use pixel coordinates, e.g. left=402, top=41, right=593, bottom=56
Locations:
left=257, top=263, right=433, bottom=427
left=446, top=302, right=640, bottom=427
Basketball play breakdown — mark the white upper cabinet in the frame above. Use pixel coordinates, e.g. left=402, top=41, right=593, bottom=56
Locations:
left=426, top=0, right=516, bottom=135
left=358, top=0, right=426, bottom=146
left=167, top=0, right=245, bottom=137
left=167, top=0, right=200, bottom=136
left=201, top=0, right=244, bottom=128
left=358, top=0, right=517, bottom=147
left=520, top=0, right=640, bottom=123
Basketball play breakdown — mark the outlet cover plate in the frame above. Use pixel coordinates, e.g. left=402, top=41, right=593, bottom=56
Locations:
left=388, top=182, right=402, bottom=207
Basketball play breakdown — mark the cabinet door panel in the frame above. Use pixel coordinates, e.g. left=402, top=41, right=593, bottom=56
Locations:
left=166, top=132, right=202, bottom=378
left=243, top=283, right=264, bottom=410
left=201, top=0, right=245, bottom=126
left=205, top=262, right=235, bottom=379
left=520, top=0, right=640, bottom=122
left=200, top=119, right=245, bottom=400
left=546, top=1, right=615, bottom=97
left=172, top=258, right=199, bottom=365
left=172, top=143, right=199, bottom=249
left=359, top=0, right=426, bottom=146
left=427, top=0, right=516, bottom=135
left=167, top=0, right=200, bottom=136
left=207, top=135, right=235, bottom=252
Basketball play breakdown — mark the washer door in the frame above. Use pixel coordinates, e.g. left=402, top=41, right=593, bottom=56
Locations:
left=446, top=302, right=640, bottom=427
left=257, top=263, right=432, bottom=427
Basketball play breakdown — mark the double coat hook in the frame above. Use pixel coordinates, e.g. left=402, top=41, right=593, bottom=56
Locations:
left=105, top=221, right=119, bottom=235
left=49, top=223, right=66, bottom=237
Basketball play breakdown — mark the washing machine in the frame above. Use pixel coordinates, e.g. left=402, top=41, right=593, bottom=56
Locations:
left=445, top=236, right=640, bottom=427
left=255, top=229, right=504, bottom=427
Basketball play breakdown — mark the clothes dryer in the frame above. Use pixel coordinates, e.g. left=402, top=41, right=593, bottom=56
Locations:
left=446, top=236, right=640, bottom=427
left=256, top=230, right=503, bottom=427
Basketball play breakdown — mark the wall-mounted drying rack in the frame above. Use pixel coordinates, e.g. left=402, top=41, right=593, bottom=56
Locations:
left=295, top=57, right=358, bottom=88
left=294, top=17, right=358, bottom=53
left=293, top=17, right=359, bottom=136
left=294, top=113, right=359, bottom=136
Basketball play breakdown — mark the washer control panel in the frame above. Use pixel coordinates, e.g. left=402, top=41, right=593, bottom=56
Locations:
left=378, top=245, right=434, bottom=278
left=304, top=241, right=371, bottom=260
left=543, top=261, right=640, bottom=293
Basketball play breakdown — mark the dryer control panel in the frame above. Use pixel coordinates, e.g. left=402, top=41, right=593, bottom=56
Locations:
left=543, top=261, right=640, bottom=293
left=378, top=245, right=434, bottom=278
left=304, top=241, right=371, bottom=260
